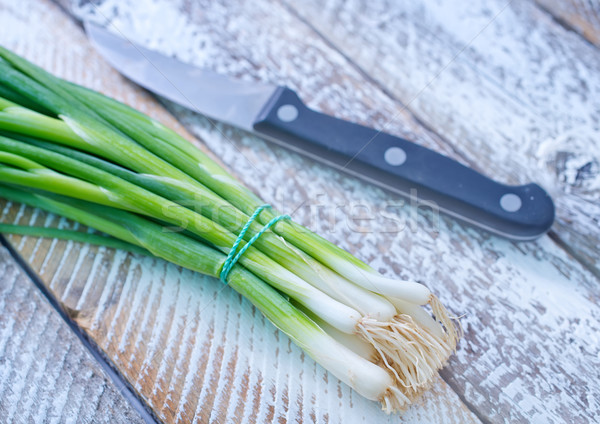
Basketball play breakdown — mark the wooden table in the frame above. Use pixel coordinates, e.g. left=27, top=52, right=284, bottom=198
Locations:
left=1, top=0, right=599, bottom=422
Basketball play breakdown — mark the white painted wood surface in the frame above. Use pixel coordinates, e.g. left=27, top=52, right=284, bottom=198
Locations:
left=0, top=0, right=479, bottom=422
left=1, top=0, right=599, bottom=422
left=0, top=247, right=145, bottom=423
left=67, top=0, right=600, bottom=422
left=535, top=0, right=600, bottom=47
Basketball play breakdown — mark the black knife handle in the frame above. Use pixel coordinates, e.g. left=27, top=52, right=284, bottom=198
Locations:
left=253, top=87, right=554, bottom=240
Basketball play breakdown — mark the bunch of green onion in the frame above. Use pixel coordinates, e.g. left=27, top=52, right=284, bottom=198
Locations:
left=0, top=46, right=460, bottom=413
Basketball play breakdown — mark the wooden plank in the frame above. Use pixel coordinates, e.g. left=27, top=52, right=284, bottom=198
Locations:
left=535, top=0, right=600, bottom=47
left=282, top=0, right=600, bottom=278
left=0, top=246, right=145, bottom=423
left=53, top=0, right=600, bottom=423
left=0, top=0, right=480, bottom=422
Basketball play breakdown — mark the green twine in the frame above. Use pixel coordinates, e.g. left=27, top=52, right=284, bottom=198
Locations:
left=219, top=204, right=290, bottom=283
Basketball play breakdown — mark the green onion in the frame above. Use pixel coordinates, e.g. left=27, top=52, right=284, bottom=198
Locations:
left=0, top=46, right=461, bottom=412
left=0, top=223, right=149, bottom=255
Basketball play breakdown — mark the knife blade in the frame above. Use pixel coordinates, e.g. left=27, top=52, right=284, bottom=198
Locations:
left=85, top=21, right=555, bottom=241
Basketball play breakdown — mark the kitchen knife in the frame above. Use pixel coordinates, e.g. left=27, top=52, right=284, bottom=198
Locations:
left=85, top=21, right=555, bottom=241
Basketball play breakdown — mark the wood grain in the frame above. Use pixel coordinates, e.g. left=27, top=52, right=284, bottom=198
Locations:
left=535, top=0, right=600, bottom=47
left=52, top=0, right=600, bottom=422
left=0, top=247, right=145, bottom=424
left=0, top=0, right=480, bottom=422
